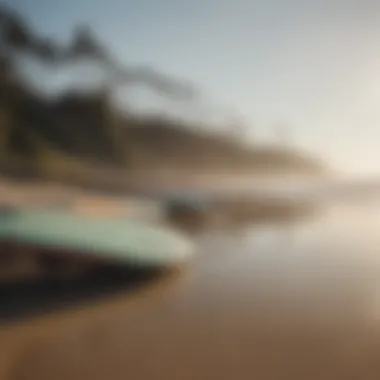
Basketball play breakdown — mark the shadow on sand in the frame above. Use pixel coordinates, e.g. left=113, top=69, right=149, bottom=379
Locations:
left=0, top=265, right=171, bottom=324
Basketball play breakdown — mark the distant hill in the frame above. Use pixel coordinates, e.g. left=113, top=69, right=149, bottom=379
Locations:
left=1, top=93, right=323, bottom=186
left=0, top=5, right=324, bottom=188
left=0, top=84, right=323, bottom=185
left=123, top=116, right=322, bottom=174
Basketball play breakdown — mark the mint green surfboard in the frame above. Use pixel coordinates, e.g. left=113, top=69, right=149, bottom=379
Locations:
left=0, top=208, right=193, bottom=267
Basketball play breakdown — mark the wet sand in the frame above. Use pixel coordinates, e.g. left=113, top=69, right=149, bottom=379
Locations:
left=2, top=201, right=380, bottom=379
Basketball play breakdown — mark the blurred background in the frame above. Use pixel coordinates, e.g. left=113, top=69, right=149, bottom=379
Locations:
left=0, top=0, right=327, bottom=185
left=2, top=2, right=380, bottom=380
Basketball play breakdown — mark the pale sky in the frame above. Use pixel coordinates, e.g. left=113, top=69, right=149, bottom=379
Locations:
left=8, top=0, right=380, bottom=176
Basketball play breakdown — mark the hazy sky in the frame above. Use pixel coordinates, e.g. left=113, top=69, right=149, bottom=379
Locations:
left=8, top=0, right=380, bottom=175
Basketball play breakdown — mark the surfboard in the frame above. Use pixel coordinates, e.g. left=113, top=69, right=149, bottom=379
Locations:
left=0, top=207, right=194, bottom=268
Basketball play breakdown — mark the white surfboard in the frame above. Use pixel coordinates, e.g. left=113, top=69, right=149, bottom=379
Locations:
left=0, top=208, right=194, bottom=267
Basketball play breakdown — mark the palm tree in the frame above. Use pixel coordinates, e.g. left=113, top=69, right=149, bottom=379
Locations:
left=0, top=5, right=197, bottom=100
left=0, top=6, right=33, bottom=50
left=0, top=5, right=198, bottom=168
left=65, top=24, right=196, bottom=101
